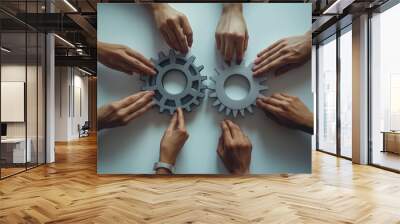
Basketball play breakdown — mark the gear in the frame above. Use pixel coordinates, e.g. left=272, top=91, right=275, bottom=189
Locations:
left=209, top=63, right=268, bottom=118
left=141, top=49, right=207, bottom=115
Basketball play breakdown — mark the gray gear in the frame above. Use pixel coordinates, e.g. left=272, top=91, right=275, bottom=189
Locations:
left=209, top=63, right=268, bottom=118
left=140, top=49, right=207, bottom=115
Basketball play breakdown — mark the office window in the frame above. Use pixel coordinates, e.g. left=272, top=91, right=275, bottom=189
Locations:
left=370, top=3, right=400, bottom=171
left=317, top=35, right=337, bottom=154
left=339, top=27, right=352, bottom=158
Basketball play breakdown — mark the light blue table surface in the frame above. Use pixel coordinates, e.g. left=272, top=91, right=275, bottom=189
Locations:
left=97, top=3, right=312, bottom=174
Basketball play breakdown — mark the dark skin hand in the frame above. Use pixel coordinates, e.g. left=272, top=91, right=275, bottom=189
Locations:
left=256, top=93, right=313, bottom=134
left=97, top=91, right=154, bottom=130
left=253, top=31, right=311, bottom=76
left=97, top=41, right=156, bottom=76
left=217, top=120, right=252, bottom=175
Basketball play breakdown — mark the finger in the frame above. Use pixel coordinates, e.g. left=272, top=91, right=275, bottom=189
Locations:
left=216, top=33, right=221, bottom=50
left=271, top=93, right=292, bottom=102
left=263, top=96, right=288, bottom=108
left=176, top=107, right=185, bottom=130
left=221, top=120, right=233, bottom=144
left=244, top=31, right=249, bottom=52
left=224, top=36, right=234, bottom=63
left=253, top=56, right=288, bottom=76
left=256, top=99, right=285, bottom=114
left=225, top=119, right=243, bottom=139
left=122, top=91, right=154, bottom=115
left=161, top=28, right=174, bottom=48
left=235, top=36, right=245, bottom=64
left=216, top=136, right=224, bottom=157
left=124, top=48, right=155, bottom=70
left=122, top=54, right=156, bottom=76
left=257, top=39, right=284, bottom=57
left=163, top=26, right=180, bottom=51
left=167, top=19, right=188, bottom=53
left=116, top=91, right=150, bottom=108
left=167, top=111, right=179, bottom=131
left=254, top=42, right=285, bottom=66
left=275, top=63, right=301, bottom=76
left=180, top=16, right=193, bottom=47
left=253, top=47, right=286, bottom=71
left=124, top=101, right=155, bottom=123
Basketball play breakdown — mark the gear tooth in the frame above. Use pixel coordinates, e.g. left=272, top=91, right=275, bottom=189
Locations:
left=225, top=108, right=231, bottom=116
left=246, top=106, right=253, bottom=113
left=210, top=92, right=217, bottom=98
left=169, top=108, right=175, bottom=115
left=193, top=100, right=200, bottom=105
left=197, top=65, right=204, bottom=72
left=258, top=77, right=267, bottom=83
left=198, top=92, right=205, bottom=98
left=187, top=56, right=195, bottom=64
left=159, top=107, right=164, bottom=113
left=218, top=104, right=225, bottom=112
left=158, top=52, right=166, bottom=59
left=185, top=106, right=192, bottom=112
left=212, top=99, right=221, bottom=106
left=233, top=110, right=238, bottom=118
left=239, top=109, right=245, bottom=117
left=259, top=85, right=268, bottom=91
left=200, top=75, right=207, bottom=81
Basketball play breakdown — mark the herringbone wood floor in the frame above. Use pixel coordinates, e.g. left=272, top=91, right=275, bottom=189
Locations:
left=1, top=135, right=400, bottom=224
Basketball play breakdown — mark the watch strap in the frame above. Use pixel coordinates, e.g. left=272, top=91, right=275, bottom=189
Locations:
left=153, top=162, right=175, bottom=173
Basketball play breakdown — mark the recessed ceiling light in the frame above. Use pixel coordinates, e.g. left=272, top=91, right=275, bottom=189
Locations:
left=1, top=47, right=11, bottom=53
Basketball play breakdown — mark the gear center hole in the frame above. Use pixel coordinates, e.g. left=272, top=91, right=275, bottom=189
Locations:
left=162, top=69, right=187, bottom=95
left=224, top=74, right=250, bottom=101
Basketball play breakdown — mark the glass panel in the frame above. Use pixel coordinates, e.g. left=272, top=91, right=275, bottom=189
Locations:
left=38, top=33, right=45, bottom=165
left=1, top=31, right=27, bottom=177
left=340, top=28, right=352, bottom=158
left=371, top=4, right=400, bottom=171
left=318, top=36, right=337, bottom=154
left=27, top=31, right=38, bottom=169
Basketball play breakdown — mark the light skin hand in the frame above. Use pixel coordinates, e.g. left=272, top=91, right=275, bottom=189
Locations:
left=157, top=108, right=189, bottom=174
left=97, top=91, right=154, bottom=130
left=256, top=93, right=314, bottom=134
left=217, top=120, right=252, bottom=175
left=215, top=3, right=248, bottom=64
left=149, top=3, right=193, bottom=54
left=97, top=41, right=156, bottom=76
left=252, top=30, right=312, bottom=76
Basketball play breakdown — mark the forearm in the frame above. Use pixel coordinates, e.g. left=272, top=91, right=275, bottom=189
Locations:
left=222, top=3, right=243, bottom=14
left=300, top=114, right=314, bottom=135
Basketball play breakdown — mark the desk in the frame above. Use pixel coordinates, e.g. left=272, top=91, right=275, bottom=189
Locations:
left=1, top=138, right=31, bottom=164
left=382, top=131, right=400, bottom=154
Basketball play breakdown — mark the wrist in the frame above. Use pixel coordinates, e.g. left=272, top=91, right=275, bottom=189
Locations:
left=299, top=114, right=314, bottom=134
left=149, top=3, right=169, bottom=12
left=159, top=151, right=176, bottom=165
left=222, top=3, right=242, bottom=14
left=231, top=168, right=249, bottom=175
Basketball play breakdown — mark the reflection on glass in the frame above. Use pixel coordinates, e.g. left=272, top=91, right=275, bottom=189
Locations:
left=340, top=28, right=352, bottom=158
left=371, top=4, right=400, bottom=171
left=318, top=36, right=337, bottom=154
left=1, top=32, right=27, bottom=177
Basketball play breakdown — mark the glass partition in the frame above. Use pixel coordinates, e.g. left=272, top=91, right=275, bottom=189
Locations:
left=370, top=3, right=400, bottom=171
left=317, top=35, right=337, bottom=154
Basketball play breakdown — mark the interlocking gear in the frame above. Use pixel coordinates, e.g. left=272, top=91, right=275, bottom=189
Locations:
left=209, top=63, right=268, bottom=118
left=141, top=49, right=207, bottom=115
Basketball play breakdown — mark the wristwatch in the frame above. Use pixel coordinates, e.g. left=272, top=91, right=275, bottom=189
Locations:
left=153, top=162, right=175, bottom=174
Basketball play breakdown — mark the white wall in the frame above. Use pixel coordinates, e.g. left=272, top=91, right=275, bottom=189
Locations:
left=54, top=67, right=89, bottom=141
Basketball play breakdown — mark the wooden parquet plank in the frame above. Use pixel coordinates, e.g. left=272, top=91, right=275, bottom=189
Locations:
left=0, top=135, right=400, bottom=224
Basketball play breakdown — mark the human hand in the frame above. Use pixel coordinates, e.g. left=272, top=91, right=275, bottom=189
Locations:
left=159, top=108, right=189, bottom=167
left=217, top=120, right=252, bottom=175
left=97, top=41, right=156, bottom=76
left=97, top=91, right=154, bottom=130
left=256, top=93, right=313, bottom=134
left=215, top=3, right=248, bottom=64
left=150, top=4, right=193, bottom=54
left=253, top=31, right=311, bottom=76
